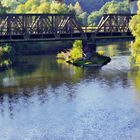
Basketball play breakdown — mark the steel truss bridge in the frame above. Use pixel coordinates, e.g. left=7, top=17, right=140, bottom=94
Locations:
left=0, top=13, right=135, bottom=43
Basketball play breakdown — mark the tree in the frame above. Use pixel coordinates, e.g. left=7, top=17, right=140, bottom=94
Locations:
left=78, top=12, right=88, bottom=25
left=50, top=2, right=68, bottom=14
left=0, top=2, right=8, bottom=13
left=129, top=2, right=140, bottom=66
left=88, top=11, right=102, bottom=26
left=1, top=0, right=25, bottom=12
left=38, top=3, right=50, bottom=13
left=24, top=0, right=39, bottom=12
left=16, top=4, right=26, bottom=13
left=65, top=0, right=123, bottom=13
left=15, top=0, right=68, bottom=14
left=88, top=0, right=129, bottom=25
left=74, top=2, right=83, bottom=15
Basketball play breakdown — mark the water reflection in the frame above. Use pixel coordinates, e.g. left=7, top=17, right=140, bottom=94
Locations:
left=97, top=42, right=131, bottom=57
left=0, top=59, right=130, bottom=94
left=1, top=41, right=140, bottom=140
left=0, top=42, right=133, bottom=103
left=128, top=69, right=140, bottom=93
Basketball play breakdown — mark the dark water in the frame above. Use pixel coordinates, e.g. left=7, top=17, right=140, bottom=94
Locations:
left=1, top=42, right=140, bottom=140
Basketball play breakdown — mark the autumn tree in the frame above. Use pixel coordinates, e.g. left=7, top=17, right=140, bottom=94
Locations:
left=16, top=0, right=68, bottom=14
left=129, top=1, right=140, bottom=66
left=50, top=2, right=68, bottom=13
left=1, top=0, right=25, bottom=12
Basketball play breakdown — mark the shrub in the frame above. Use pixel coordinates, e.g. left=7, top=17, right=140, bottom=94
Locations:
left=69, top=40, right=83, bottom=61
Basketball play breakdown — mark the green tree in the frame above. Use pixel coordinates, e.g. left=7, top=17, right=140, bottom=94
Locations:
left=73, top=2, right=83, bottom=15
left=16, top=4, right=26, bottom=13
left=65, top=0, right=125, bottom=13
left=38, top=3, right=50, bottom=13
left=69, top=40, right=83, bottom=61
left=88, top=0, right=129, bottom=25
left=15, top=0, right=68, bottom=14
left=24, top=0, right=39, bottom=12
left=88, top=11, right=102, bottom=26
left=129, top=2, right=140, bottom=66
left=0, top=2, right=8, bottom=13
left=50, top=2, right=68, bottom=14
left=78, top=12, right=88, bottom=25
left=1, top=0, right=25, bottom=12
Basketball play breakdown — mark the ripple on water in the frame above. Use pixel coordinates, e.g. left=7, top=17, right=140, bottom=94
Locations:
left=0, top=49, right=140, bottom=139
left=103, top=56, right=131, bottom=72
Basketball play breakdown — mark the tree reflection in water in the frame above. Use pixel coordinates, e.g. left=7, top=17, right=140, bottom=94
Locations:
left=0, top=41, right=136, bottom=119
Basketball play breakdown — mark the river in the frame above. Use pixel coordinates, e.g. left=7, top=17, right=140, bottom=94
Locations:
left=0, top=41, right=140, bottom=140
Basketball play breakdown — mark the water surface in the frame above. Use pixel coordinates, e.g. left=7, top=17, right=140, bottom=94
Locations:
left=0, top=42, right=140, bottom=140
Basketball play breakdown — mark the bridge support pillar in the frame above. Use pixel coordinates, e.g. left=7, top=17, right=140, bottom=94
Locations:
left=82, top=40, right=96, bottom=55
left=87, top=43, right=96, bottom=53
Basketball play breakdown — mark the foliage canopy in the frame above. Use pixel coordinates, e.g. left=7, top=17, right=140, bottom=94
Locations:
left=129, top=2, right=140, bottom=66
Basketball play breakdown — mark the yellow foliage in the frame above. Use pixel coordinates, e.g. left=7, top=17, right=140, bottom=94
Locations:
left=97, top=49, right=104, bottom=55
left=16, top=4, right=26, bottom=13
left=136, top=55, right=140, bottom=64
left=57, top=40, right=83, bottom=63
left=129, top=2, right=140, bottom=67
left=30, top=5, right=38, bottom=13
left=3, top=60, right=9, bottom=66
left=70, top=40, right=83, bottom=61
left=25, top=0, right=38, bottom=11
left=129, top=15, right=140, bottom=38
left=38, top=3, right=50, bottom=13
left=50, top=2, right=68, bottom=14
left=16, top=0, right=68, bottom=14
left=130, top=39, right=140, bottom=66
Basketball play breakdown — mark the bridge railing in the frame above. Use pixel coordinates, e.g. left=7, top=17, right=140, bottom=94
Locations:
left=82, top=26, right=97, bottom=33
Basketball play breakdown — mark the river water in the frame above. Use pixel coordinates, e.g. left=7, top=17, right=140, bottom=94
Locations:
left=1, top=42, right=140, bottom=140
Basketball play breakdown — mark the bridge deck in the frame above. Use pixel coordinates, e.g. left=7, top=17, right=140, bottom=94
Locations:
left=0, top=33, right=133, bottom=43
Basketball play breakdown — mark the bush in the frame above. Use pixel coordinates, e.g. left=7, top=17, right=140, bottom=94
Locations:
left=57, top=40, right=83, bottom=62
left=69, top=40, right=83, bottom=61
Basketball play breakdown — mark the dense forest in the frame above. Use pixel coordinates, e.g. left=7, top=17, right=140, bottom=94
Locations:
left=0, top=0, right=130, bottom=25
left=65, top=0, right=124, bottom=13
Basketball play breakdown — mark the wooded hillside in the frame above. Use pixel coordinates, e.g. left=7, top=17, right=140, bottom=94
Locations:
left=65, top=0, right=124, bottom=13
